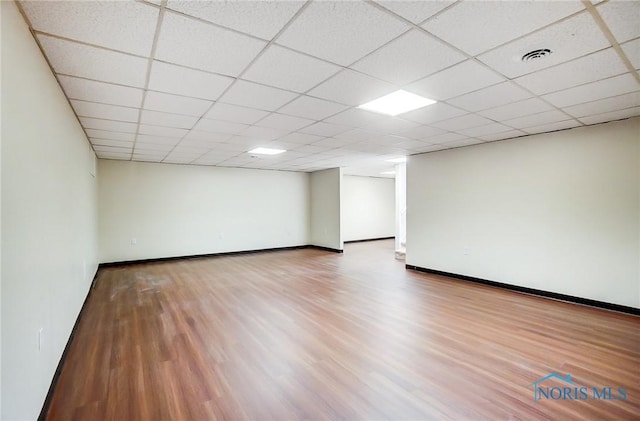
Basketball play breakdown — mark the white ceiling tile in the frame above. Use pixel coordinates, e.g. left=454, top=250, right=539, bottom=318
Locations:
left=597, top=0, right=640, bottom=43
left=564, top=92, right=640, bottom=117
left=203, top=142, right=250, bottom=153
left=241, top=126, right=289, bottom=140
left=351, top=29, right=466, bottom=85
left=522, top=119, right=583, bottom=134
left=291, top=144, right=336, bottom=154
left=308, top=69, right=396, bottom=106
left=422, top=1, right=584, bottom=55
left=91, top=138, right=134, bottom=148
left=135, top=142, right=176, bottom=151
left=256, top=113, right=315, bottom=131
left=448, top=82, right=533, bottom=112
left=225, top=135, right=264, bottom=145
left=514, top=48, right=628, bottom=95
left=58, top=75, right=143, bottom=108
left=242, top=45, right=341, bottom=93
left=144, top=91, right=212, bottom=117
left=578, top=106, right=640, bottom=125
left=136, top=134, right=183, bottom=145
left=406, top=60, right=505, bottom=100
left=193, top=119, right=249, bottom=135
left=503, top=110, right=573, bottom=129
left=93, top=145, right=132, bottom=153
left=79, top=117, right=138, bottom=133
left=182, top=131, right=233, bottom=144
left=167, top=1, right=304, bottom=39
left=324, top=108, right=385, bottom=128
left=148, top=61, right=233, bottom=100
left=478, top=12, right=610, bottom=78
left=204, top=103, right=270, bottom=124
left=37, top=35, right=147, bottom=87
left=478, top=98, right=553, bottom=121
left=22, top=1, right=158, bottom=56
left=156, top=12, right=266, bottom=76
left=278, top=96, right=349, bottom=120
left=373, top=1, right=455, bottom=24
left=399, top=125, right=446, bottom=140
left=96, top=152, right=131, bottom=160
left=479, top=129, right=527, bottom=142
left=140, top=110, right=198, bottom=129
left=277, top=1, right=410, bottom=66
left=621, top=38, right=640, bottom=69
left=71, top=100, right=139, bottom=122
left=366, top=135, right=412, bottom=149
left=219, top=80, right=299, bottom=111
left=334, top=129, right=379, bottom=142
left=86, top=129, right=136, bottom=142
left=299, top=122, right=351, bottom=137
left=133, top=155, right=164, bottom=162
left=431, top=114, right=494, bottom=131
left=542, top=73, right=640, bottom=108
left=368, top=117, right=421, bottom=135
left=457, top=122, right=513, bottom=137
left=277, top=132, right=325, bottom=144
left=401, top=102, right=467, bottom=124
left=137, top=125, right=188, bottom=138
left=426, top=132, right=468, bottom=144
left=311, top=138, right=354, bottom=148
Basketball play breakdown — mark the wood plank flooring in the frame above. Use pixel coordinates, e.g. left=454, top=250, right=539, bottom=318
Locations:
left=47, top=240, right=640, bottom=420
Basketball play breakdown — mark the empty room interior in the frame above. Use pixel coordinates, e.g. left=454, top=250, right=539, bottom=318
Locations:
left=1, top=0, right=640, bottom=419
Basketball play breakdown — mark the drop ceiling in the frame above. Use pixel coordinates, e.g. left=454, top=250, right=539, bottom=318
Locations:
left=17, top=0, right=640, bottom=178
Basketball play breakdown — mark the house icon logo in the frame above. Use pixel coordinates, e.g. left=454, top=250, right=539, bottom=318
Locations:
left=529, top=373, right=575, bottom=402
left=529, top=372, right=627, bottom=402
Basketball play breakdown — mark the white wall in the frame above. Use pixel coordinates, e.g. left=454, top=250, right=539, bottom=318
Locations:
left=407, top=118, right=640, bottom=308
left=343, top=176, right=394, bottom=242
left=98, top=160, right=310, bottom=263
left=310, top=168, right=343, bottom=250
left=1, top=1, right=99, bottom=419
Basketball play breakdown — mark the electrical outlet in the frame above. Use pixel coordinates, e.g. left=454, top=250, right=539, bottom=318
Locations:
left=131, top=238, right=137, bottom=245
left=463, top=246, right=470, bottom=256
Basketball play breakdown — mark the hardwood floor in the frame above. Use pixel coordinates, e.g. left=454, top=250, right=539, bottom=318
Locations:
left=47, top=240, right=640, bottom=420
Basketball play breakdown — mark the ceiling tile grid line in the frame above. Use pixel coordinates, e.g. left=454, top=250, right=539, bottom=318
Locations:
left=582, top=0, right=640, bottom=84
left=161, top=0, right=316, bottom=164
left=16, top=0, right=640, bottom=175
left=131, top=0, right=169, bottom=161
left=360, top=0, right=591, bottom=131
left=14, top=3, right=101, bottom=157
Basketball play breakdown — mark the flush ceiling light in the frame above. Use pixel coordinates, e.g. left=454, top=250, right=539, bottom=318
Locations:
left=387, top=157, right=407, bottom=163
left=358, top=90, right=436, bottom=116
left=248, top=147, right=286, bottom=155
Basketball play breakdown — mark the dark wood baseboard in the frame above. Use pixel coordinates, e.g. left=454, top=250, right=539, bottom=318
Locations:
left=307, top=245, right=344, bottom=253
left=344, top=237, right=395, bottom=244
left=406, top=265, right=640, bottom=316
left=38, top=270, right=100, bottom=421
left=99, top=245, right=311, bottom=267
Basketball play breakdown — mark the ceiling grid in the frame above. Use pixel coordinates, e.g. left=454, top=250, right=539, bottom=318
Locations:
left=15, top=0, right=640, bottom=177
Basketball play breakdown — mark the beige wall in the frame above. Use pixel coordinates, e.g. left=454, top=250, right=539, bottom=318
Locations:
left=407, top=117, right=640, bottom=308
left=343, top=176, right=395, bottom=242
left=1, top=1, right=99, bottom=419
left=98, top=160, right=310, bottom=263
left=310, top=168, right=343, bottom=250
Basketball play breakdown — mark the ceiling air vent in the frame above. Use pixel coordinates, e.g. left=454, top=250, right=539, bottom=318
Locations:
left=521, top=49, right=552, bottom=62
